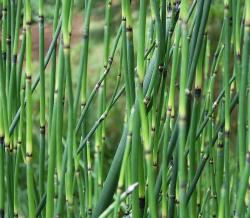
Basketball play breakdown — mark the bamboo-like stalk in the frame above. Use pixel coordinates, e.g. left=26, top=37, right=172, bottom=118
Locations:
left=178, top=1, right=189, bottom=217
left=234, top=1, right=250, bottom=216
left=25, top=0, right=36, bottom=217
left=187, top=34, right=205, bottom=218
left=38, top=0, right=45, bottom=211
left=0, top=104, right=4, bottom=218
left=162, top=20, right=180, bottom=218
left=223, top=0, right=231, bottom=216
left=94, top=0, right=112, bottom=200
left=62, top=1, right=75, bottom=217
left=14, top=76, right=25, bottom=217
left=47, top=0, right=61, bottom=142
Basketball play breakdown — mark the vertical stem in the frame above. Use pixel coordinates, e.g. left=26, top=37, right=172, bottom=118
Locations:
left=25, top=0, right=36, bottom=217
left=223, top=0, right=231, bottom=216
left=234, top=1, right=250, bottom=216
left=178, top=0, right=189, bottom=217
left=38, top=0, right=45, bottom=207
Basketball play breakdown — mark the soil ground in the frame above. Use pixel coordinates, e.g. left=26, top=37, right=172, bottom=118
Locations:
left=31, top=13, right=83, bottom=60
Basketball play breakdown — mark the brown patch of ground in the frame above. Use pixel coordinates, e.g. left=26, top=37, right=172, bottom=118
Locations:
left=31, top=13, right=83, bottom=60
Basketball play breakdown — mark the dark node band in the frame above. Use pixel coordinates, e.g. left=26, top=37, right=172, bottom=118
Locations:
left=63, top=44, right=70, bottom=49
left=2, top=7, right=7, bottom=12
left=139, top=197, right=145, bottom=209
left=245, top=20, right=250, bottom=27
left=224, top=130, right=230, bottom=137
left=2, top=52, right=6, bottom=61
left=144, top=149, right=151, bottom=155
left=126, top=27, right=132, bottom=32
left=185, top=88, right=192, bottom=96
left=0, top=210, right=5, bottom=218
left=0, top=136, right=4, bottom=144
left=194, top=88, right=202, bottom=98
left=213, top=194, right=217, bottom=199
left=247, top=152, right=250, bottom=163
left=83, top=32, right=89, bottom=39
left=75, top=169, right=80, bottom=175
left=95, top=82, right=101, bottom=89
left=179, top=115, right=187, bottom=121
left=6, top=36, right=11, bottom=43
left=205, top=154, right=209, bottom=160
left=124, top=211, right=130, bottom=216
left=144, top=96, right=150, bottom=105
left=26, top=152, right=32, bottom=157
left=39, top=15, right=44, bottom=23
left=81, top=102, right=86, bottom=107
left=217, top=142, right=224, bottom=148
left=108, top=57, right=113, bottom=64
left=159, top=64, right=164, bottom=72
left=26, top=21, right=32, bottom=26
left=4, top=143, right=10, bottom=149
left=167, top=3, right=172, bottom=11
left=236, top=52, right=241, bottom=60
left=40, top=125, right=45, bottom=134
left=169, top=194, right=176, bottom=199
left=26, top=75, right=32, bottom=80
left=12, top=55, right=17, bottom=64
left=224, top=4, right=229, bottom=10
left=138, top=80, right=143, bottom=88
left=229, top=16, right=233, bottom=25
left=117, top=185, right=123, bottom=191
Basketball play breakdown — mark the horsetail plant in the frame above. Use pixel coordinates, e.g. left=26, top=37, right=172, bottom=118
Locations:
left=0, top=0, right=250, bottom=217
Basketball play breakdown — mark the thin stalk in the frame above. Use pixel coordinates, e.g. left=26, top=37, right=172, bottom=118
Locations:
left=38, top=0, right=45, bottom=208
left=178, top=1, right=189, bottom=217
left=14, top=79, right=25, bottom=217
left=48, top=0, right=60, bottom=141
left=223, top=0, right=231, bottom=216
left=25, top=0, right=36, bottom=217
left=135, top=0, right=157, bottom=217
left=234, top=2, right=250, bottom=216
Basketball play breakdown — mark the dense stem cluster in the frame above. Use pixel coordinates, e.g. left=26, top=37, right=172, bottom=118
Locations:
left=0, top=0, right=249, bottom=217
